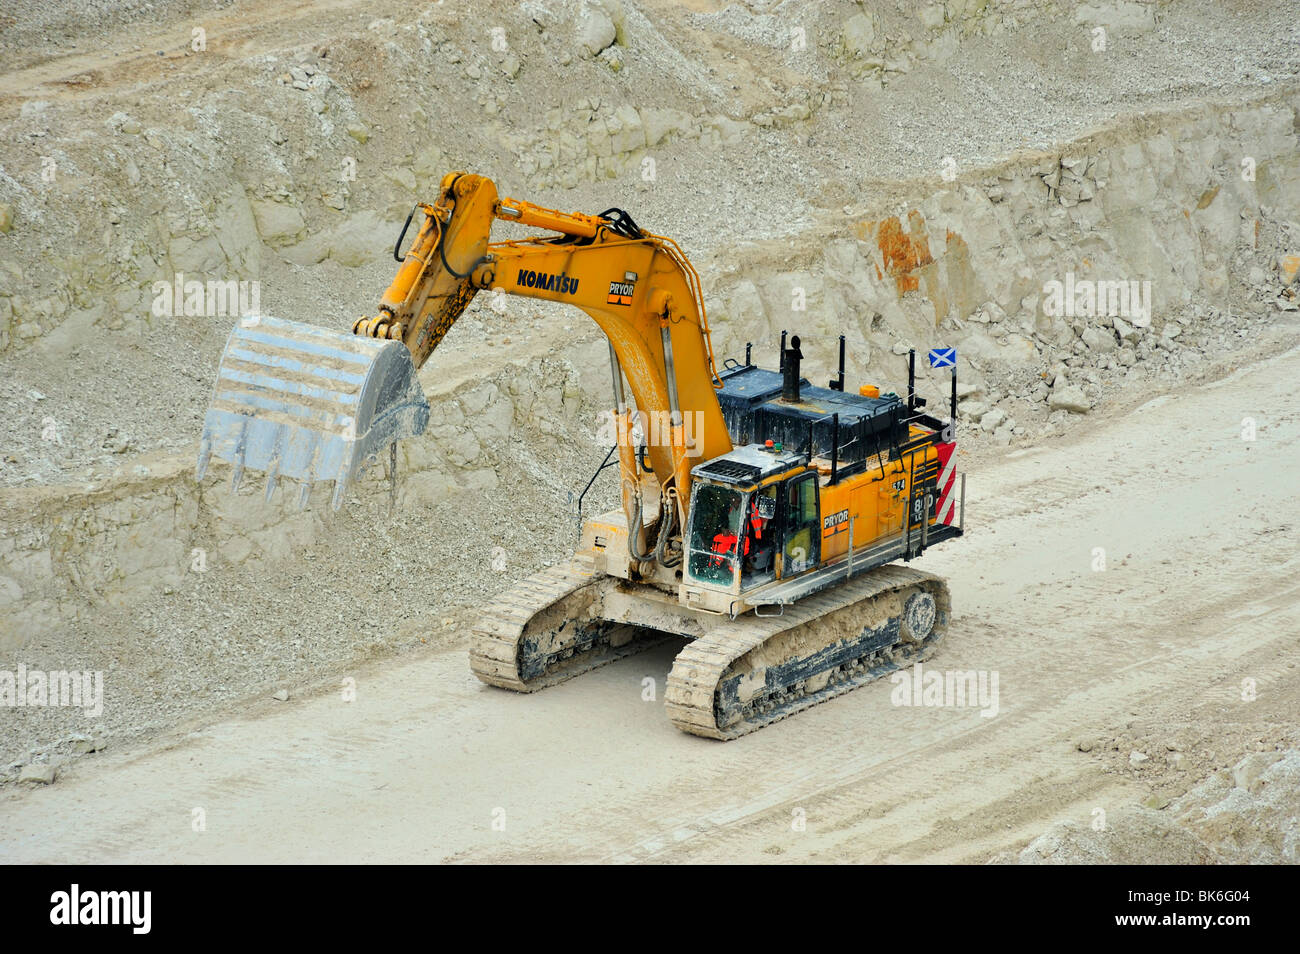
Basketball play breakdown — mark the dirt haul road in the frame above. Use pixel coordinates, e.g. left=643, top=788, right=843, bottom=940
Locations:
left=2, top=343, right=1298, bottom=864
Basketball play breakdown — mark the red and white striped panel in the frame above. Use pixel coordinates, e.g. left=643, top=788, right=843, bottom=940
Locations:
left=934, top=441, right=959, bottom=525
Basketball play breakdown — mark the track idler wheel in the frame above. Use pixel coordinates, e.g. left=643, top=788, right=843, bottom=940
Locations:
left=900, top=590, right=937, bottom=644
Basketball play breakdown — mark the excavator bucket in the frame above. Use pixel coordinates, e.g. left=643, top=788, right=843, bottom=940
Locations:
left=196, top=315, right=430, bottom=509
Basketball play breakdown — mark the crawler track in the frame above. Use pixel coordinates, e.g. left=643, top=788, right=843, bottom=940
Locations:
left=469, top=559, right=664, bottom=691
left=664, top=566, right=949, bottom=739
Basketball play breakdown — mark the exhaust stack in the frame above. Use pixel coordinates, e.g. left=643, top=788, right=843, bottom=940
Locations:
left=782, top=334, right=803, bottom=403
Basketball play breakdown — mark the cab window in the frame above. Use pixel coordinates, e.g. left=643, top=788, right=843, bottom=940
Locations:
left=740, top=485, right=778, bottom=588
left=686, top=483, right=744, bottom=586
left=782, top=474, right=819, bottom=575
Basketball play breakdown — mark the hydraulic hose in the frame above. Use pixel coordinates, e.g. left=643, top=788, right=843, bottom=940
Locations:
left=652, top=490, right=678, bottom=567
left=624, top=480, right=654, bottom=564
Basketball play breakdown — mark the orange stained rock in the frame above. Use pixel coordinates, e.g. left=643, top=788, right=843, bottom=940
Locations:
left=876, top=213, right=933, bottom=294
left=1280, top=254, right=1300, bottom=286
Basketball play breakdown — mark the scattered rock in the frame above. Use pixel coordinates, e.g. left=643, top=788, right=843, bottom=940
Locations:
left=598, top=46, right=624, bottom=72
left=980, top=407, right=1007, bottom=432
left=68, top=733, right=105, bottom=755
left=272, top=688, right=290, bottom=702
left=577, top=3, right=617, bottom=57
left=19, top=763, right=56, bottom=784
left=1280, top=254, right=1300, bottom=287
left=1232, top=752, right=1280, bottom=794
left=1081, top=326, right=1116, bottom=353
left=1048, top=386, right=1091, bottom=413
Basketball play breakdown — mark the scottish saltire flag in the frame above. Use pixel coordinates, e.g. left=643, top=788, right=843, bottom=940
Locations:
left=928, top=347, right=956, bottom=369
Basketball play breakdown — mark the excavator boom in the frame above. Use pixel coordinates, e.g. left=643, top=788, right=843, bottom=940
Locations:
left=201, top=172, right=728, bottom=533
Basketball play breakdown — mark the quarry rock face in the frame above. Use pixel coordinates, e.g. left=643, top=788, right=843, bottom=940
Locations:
left=0, top=1, right=1297, bottom=859
left=3, top=89, right=1295, bottom=647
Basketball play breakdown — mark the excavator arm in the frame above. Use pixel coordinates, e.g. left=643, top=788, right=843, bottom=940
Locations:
left=199, top=172, right=730, bottom=559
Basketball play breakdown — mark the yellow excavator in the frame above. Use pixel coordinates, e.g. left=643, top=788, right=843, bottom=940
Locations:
left=198, top=172, right=966, bottom=739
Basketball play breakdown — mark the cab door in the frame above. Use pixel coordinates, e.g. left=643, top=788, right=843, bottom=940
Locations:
left=779, top=473, right=820, bottom=577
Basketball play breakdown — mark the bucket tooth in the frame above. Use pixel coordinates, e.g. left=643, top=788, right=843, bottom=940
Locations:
left=230, top=421, right=248, bottom=492
left=330, top=466, right=348, bottom=511
left=196, top=439, right=212, bottom=482
left=388, top=441, right=397, bottom=512
left=264, top=432, right=284, bottom=503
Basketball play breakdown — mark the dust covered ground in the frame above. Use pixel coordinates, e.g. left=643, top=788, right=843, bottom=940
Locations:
left=3, top=339, right=1298, bottom=863
left=0, top=0, right=1298, bottom=863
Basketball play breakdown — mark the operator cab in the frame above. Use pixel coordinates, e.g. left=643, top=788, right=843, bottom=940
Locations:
left=685, top=442, right=819, bottom=593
